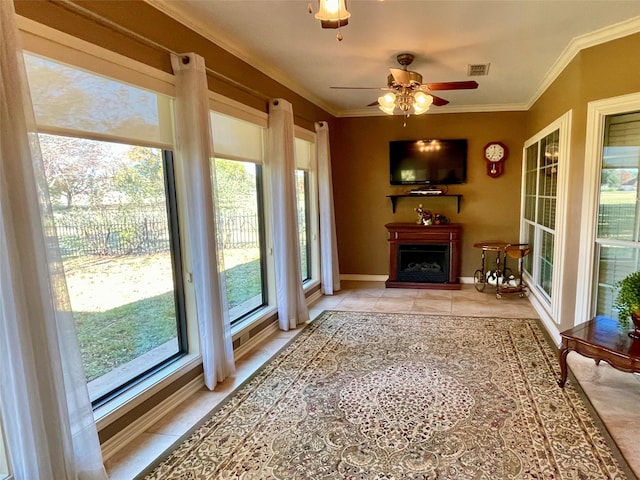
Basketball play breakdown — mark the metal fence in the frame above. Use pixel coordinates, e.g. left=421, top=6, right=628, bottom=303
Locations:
left=52, top=209, right=261, bottom=258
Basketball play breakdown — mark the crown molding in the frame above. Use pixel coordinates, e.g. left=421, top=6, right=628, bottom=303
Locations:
left=339, top=103, right=529, bottom=118
left=528, top=16, right=640, bottom=109
left=143, top=0, right=340, bottom=117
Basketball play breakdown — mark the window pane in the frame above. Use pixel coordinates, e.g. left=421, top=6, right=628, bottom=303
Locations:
left=524, top=144, right=538, bottom=221
left=40, top=134, right=185, bottom=403
left=595, top=111, right=640, bottom=319
left=295, top=170, right=311, bottom=281
left=214, top=158, right=266, bottom=321
left=523, top=223, right=535, bottom=276
left=597, top=113, right=640, bottom=241
left=595, top=245, right=640, bottom=319
left=540, top=230, right=554, bottom=296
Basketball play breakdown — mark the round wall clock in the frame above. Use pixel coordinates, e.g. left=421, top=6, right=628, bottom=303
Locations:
left=484, top=141, right=508, bottom=178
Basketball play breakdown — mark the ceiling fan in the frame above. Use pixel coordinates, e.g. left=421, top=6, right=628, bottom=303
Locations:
left=331, top=53, right=478, bottom=121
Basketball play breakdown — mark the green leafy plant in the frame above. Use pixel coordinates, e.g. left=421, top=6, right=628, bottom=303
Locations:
left=613, top=271, right=640, bottom=327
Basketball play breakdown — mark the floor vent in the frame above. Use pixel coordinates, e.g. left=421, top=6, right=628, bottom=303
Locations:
left=467, top=63, right=490, bottom=76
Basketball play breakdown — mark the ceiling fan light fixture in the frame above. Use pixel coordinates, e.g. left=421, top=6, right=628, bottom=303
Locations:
left=378, top=92, right=396, bottom=115
left=315, top=0, right=350, bottom=28
left=412, top=91, right=433, bottom=115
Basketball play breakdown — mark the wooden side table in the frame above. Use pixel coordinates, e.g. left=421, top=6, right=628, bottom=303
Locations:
left=558, top=315, right=640, bottom=387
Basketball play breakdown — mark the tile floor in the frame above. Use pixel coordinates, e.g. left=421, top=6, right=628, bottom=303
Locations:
left=105, top=281, right=640, bottom=479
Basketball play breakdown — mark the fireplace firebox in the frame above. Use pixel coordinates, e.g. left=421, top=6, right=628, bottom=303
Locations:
left=385, top=223, right=462, bottom=289
left=398, top=244, right=450, bottom=283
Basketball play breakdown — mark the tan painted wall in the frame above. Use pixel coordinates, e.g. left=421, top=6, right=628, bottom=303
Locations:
left=331, top=112, right=527, bottom=278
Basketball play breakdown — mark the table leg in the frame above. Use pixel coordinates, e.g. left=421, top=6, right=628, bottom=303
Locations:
left=558, top=347, right=569, bottom=388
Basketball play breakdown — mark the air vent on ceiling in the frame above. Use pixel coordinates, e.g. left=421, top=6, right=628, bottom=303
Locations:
left=467, top=63, right=490, bottom=76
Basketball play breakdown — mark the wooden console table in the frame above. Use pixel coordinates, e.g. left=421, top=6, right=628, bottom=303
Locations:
left=558, top=315, right=640, bottom=387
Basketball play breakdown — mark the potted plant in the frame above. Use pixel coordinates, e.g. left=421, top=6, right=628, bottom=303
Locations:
left=613, top=271, right=640, bottom=339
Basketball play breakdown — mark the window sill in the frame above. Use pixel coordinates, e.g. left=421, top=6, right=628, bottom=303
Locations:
left=230, top=305, right=278, bottom=340
left=94, top=353, right=201, bottom=431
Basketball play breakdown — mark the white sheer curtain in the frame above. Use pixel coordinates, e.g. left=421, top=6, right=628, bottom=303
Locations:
left=315, top=121, right=341, bottom=295
left=267, top=99, right=310, bottom=330
left=0, top=2, right=106, bottom=479
left=171, top=53, right=235, bottom=390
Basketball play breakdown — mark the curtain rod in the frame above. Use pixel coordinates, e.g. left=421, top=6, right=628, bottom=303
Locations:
left=52, top=0, right=270, bottom=103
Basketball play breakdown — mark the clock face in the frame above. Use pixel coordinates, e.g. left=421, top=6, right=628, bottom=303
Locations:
left=485, top=143, right=505, bottom=162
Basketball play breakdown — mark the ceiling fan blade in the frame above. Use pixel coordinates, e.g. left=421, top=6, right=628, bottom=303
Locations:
left=424, top=81, right=479, bottom=91
left=389, top=68, right=411, bottom=85
left=430, top=94, right=450, bottom=106
left=367, top=100, right=380, bottom=107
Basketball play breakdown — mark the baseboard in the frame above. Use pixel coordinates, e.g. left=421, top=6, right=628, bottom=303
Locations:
left=340, top=274, right=388, bottom=282
left=233, top=321, right=280, bottom=361
left=341, top=274, right=476, bottom=284
left=528, top=294, right=561, bottom=346
left=100, top=371, right=204, bottom=461
left=306, top=288, right=323, bottom=306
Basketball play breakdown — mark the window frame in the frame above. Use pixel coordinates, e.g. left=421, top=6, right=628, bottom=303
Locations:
left=520, top=111, right=571, bottom=323
left=576, top=93, right=640, bottom=326
left=209, top=106, right=277, bottom=334
left=18, top=20, right=203, bottom=430
left=295, top=127, right=320, bottom=291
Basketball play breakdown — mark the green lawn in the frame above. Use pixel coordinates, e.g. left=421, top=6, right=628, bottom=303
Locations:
left=599, top=190, right=636, bottom=204
left=74, top=292, right=176, bottom=381
left=72, top=256, right=262, bottom=381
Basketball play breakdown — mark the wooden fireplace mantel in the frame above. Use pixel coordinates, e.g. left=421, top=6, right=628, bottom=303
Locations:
left=385, top=223, right=462, bottom=290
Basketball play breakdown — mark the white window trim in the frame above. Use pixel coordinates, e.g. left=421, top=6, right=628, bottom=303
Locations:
left=575, top=93, right=640, bottom=326
left=520, top=110, right=572, bottom=323
left=295, top=126, right=321, bottom=291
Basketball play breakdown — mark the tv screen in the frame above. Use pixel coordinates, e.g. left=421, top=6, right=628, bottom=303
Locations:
left=389, top=139, right=467, bottom=185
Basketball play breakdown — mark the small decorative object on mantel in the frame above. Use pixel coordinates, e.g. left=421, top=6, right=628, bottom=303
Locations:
left=415, top=205, right=449, bottom=226
left=613, top=271, right=640, bottom=339
left=414, top=204, right=433, bottom=225
left=433, top=213, right=449, bottom=225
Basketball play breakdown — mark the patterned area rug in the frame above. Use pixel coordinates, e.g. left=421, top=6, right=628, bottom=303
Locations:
left=144, top=311, right=630, bottom=479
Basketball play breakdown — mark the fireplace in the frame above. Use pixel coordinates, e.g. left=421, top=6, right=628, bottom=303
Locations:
left=385, top=223, right=462, bottom=290
left=397, top=244, right=449, bottom=283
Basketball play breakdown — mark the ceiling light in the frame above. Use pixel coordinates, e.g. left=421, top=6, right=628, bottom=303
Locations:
left=378, top=88, right=433, bottom=123
left=309, top=0, right=350, bottom=41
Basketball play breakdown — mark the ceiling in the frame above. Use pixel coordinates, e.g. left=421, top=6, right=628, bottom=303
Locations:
left=147, top=0, right=640, bottom=117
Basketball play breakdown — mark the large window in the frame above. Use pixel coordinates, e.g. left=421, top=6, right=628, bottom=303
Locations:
left=295, top=137, right=314, bottom=283
left=211, top=112, right=268, bottom=323
left=24, top=53, right=186, bottom=405
left=521, top=112, right=570, bottom=319
left=39, top=135, right=186, bottom=404
left=523, top=129, right=559, bottom=299
left=593, top=111, right=640, bottom=319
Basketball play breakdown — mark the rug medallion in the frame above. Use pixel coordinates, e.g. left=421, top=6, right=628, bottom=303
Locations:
left=144, top=311, right=629, bottom=479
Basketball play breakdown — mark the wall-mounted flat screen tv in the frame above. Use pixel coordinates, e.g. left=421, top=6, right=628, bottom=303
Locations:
left=389, top=139, right=467, bottom=185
